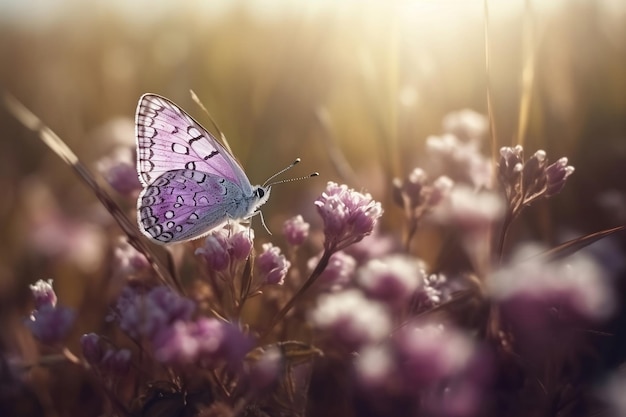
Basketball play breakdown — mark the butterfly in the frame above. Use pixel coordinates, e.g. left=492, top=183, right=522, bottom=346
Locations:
left=135, top=94, right=273, bottom=245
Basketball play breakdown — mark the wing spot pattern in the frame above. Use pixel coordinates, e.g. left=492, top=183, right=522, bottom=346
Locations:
left=147, top=225, right=163, bottom=238
left=175, top=225, right=183, bottom=232
left=157, top=232, right=174, bottom=242
left=144, top=187, right=160, bottom=197
left=185, top=161, right=196, bottom=170
left=166, top=221, right=175, bottom=229
left=203, top=150, right=219, bottom=160
left=172, top=143, right=189, bottom=155
left=187, top=126, right=204, bottom=144
left=189, top=212, right=199, bottom=221
left=165, top=210, right=175, bottom=219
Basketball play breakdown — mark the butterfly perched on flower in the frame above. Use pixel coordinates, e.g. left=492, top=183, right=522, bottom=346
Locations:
left=135, top=94, right=273, bottom=245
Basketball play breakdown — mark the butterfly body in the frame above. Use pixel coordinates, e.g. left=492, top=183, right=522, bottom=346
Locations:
left=135, top=94, right=269, bottom=244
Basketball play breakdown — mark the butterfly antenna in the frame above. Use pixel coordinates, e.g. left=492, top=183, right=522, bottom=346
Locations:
left=263, top=158, right=319, bottom=187
left=266, top=172, right=320, bottom=188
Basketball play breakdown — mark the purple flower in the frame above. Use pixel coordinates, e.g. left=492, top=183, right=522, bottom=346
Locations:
left=357, top=255, right=425, bottom=306
left=113, top=285, right=195, bottom=340
left=80, top=333, right=103, bottom=365
left=153, top=318, right=252, bottom=367
left=29, top=279, right=57, bottom=309
left=100, top=348, right=132, bottom=376
left=308, top=251, right=356, bottom=290
left=498, top=145, right=524, bottom=187
left=309, top=289, right=391, bottom=349
left=497, top=146, right=575, bottom=213
left=282, top=215, right=310, bottom=246
left=257, top=243, right=290, bottom=285
left=195, top=225, right=254, bottom=272
left=545, top=157, right=575, bottom=196
left=343, top=227, right=397, bottom=264
left=315, top=182, right=383, bottom=251
left=97, top=146, right=141, bottom=195
left=112, top=238, right=150, bottom=279
left=394, top=323, right=476, bottom=389
left=25, top=304, right=76, bottom=345
left=196, top=231, right=231, bottom=271
left=488, top=245, right=613, bottom=353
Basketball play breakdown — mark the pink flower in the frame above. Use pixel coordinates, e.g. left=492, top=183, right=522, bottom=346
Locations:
left=25, top=304, right=75, bottom=345
left=195, top=225, right=254, bottom=272
left=309, top=289, right=391, bottom=349
left=257, top=243, right=290, bottom=285
left=315, top=182, right=383, bottom=251
left=282, top=215, right=310, bottom=246
left=357, top=255, right=425, bottom=306
left=307, top=251, right=356, bottom=290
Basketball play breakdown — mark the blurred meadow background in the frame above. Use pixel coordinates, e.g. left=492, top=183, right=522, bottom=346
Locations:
left=1, top=0, right=626, bottom=416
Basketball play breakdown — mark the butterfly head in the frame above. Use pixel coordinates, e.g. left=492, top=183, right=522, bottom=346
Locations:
left=254, top=185, right=272, bottom=207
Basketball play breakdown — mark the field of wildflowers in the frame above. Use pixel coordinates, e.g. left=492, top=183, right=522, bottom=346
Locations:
left=1, top=1, right=626, bottom=416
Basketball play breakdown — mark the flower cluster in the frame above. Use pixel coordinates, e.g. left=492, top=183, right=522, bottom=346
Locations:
left=498, top=145, right=575, bottom=216
left=195, top=224, right=254, bottom=273
left=24, top=280, right=75, bottom=345
left=315, top=181, right=383, bottom=251
left=16, top=108, right=615, bottom=417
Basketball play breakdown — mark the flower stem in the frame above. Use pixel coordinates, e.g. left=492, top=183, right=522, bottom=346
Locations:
left=261, top=248, right=334, bottom=341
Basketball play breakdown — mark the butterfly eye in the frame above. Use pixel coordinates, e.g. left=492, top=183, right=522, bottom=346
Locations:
left=256, top=188, right=265, bottom=199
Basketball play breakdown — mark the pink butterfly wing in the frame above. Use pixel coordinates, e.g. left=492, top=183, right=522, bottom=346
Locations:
left=135, top=94, right=252, bottom=192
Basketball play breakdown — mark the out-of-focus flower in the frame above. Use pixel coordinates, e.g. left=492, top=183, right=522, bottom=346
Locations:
left=392, top=168, right=454, bottom=227
left=354, top=344, right=394, bottom=389
left=257, top=243, right=290, bottom=285
left=433, top=186, right=505, bottom=231
left=195, top=225, right=254, bottom=272
left=394, top=323, right=476, bottom=389
left=309, top=289, right=391, bottom=349
left=153, top=318, right=252, bottom=368
left=24, top=279, right=75, bottom=344
left=354, top=322, right=485, bottom=417
left=357, top=255, right=425, bottom=306
left=282, top=215, right=310, bottom=246
left=315, top=182, right=383, bottom=251
left=97, top=146, right=141, bottom=195
left=425, top=134, right=492, bottom=189
left=80, top=333, right=103, bottom=365
left=488, top=245, right=613, bottom=353
left=246, top=346, right=283, bottom=391
left=112, top=285, right=195, bottom=341
left=343, top=227, right=397, bottom=264
left=25, top=304, right=76, bottom=345
left=420, top=273, right=449, bottom=308
left=112, top=237, right=151, bottom=279
left=307, top=251, right=356, bottom=290
left=100, top=348, right=132, bottom=376
left=442, top=109, right=488, bottom=142
left=29, top=279, right=57, bottom=309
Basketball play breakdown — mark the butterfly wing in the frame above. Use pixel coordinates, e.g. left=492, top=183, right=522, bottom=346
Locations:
left=135, top=94, right=253, bottom=193
left=137, top=169, right=248, bottom=244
